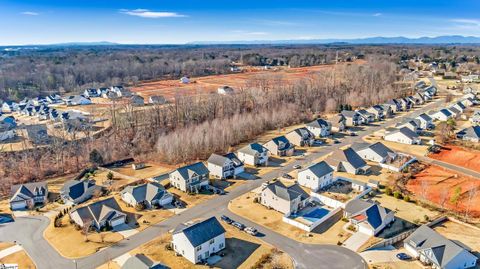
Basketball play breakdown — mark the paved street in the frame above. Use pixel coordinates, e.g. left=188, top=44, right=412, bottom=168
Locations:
left=0, top=96, right=450, bottom=269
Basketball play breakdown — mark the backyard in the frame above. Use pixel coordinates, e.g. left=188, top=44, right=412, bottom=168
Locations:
left=429, top=145, right=480, bottom=173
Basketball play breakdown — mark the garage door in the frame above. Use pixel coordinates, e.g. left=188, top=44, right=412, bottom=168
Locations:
left=110, top=216, right=125, bottom=227
left=11, top=201, right=27, bottom=210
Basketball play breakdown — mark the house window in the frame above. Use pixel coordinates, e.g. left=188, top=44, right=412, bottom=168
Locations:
left=306, top=176, right=310, bottom=180
left=196, top=246, right=202, bottom=251
left=198, top=255, right=202, bottom=260
left=209, top=239, right=215, bottom=244
left=219, top=243, right=224, bottom=248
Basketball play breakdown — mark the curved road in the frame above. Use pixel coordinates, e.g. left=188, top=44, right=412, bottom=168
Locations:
left=1, top=95, right=459, bottom=269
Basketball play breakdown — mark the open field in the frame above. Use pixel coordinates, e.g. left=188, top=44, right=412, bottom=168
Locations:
left=406, top=165, right=480, bottom=217
left=429, top=145, right=480, bottom=173
left=0, top=248, right=36, bottom=269
left=433, top=220, right=480, bottom=253
left=371, top=193, right=438, bottom=224
left=109, top=162, right=173, bottom=179
left=102, top=223, right=293, bottom=269
left=229, top=191, right=351, bottom=244
left=132, top=62, right=363, bottom=100
left=364, top=135, right=430, bottom=156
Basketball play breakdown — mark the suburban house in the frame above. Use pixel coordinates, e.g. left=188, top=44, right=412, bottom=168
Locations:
left=380, top=104, right=394, bottom=118
left=430, top=109, right=453, bottom=121
left=169, top=162, right=210, bottom=193
left=452, top=102, right=466, bottom=113
left=384, top=127, right=421, bottom=145
left=84, top=88, right=100, bottom=98
left=130, top=95, right=145, bottom=106
left=416, top=113, right=434, bottom=129
left=10, top=182, right=48, bottom=210
left=344, top=199, right=395, bottom=236
left=60, top=179, right=98, bottom=205
left=470, top=111, right=480, bottom=126
left=325, top=148, right=371, bottom=175
left=330, top=114, right=346, bottom=132
left=263, top=136, right=295, bottom=156
left=111, top=86, right=132, bottom=97
left=180, top=77, right=190, bottom=84
left=237, top=143, right=269, bottom=166
left=395, top=119, right=421, bottom=133
left=65, top=95, right=92, bottom=106
left=413, top=92, right=425, bottom=104
left=297, top=161, right=334, bottom=192
left=207, top=153, right=244, bottom=179
left=456, top=126, right=480, bottom=143
left=285, top=128, right=315, bottom=147
left=341, top=110, right=361, bottom=126
left=351, top=142, right=396, bottom=163
left=217, top=86, right=234, bottom=95
left=397, top=98, right=411, bottom=111
left=149, top=95, right=167, bottom=105
left=260, top=181, right=309, bottom=215
left=461, top=74, right=479, bottom=83
left=70, top=197, right=127, bottom=230
left=121, top=182, right=173, bottom=208
left=386, top=99, right=402, bottom=112
left=306, top=118, right=332, bottom=138
left=122, top=254, right=165, bottom=269
left=404, top=225, right=478, bottom=269
left=2, top=101, right=18, bottom=113
left=367, top=105, right=385, bottom=121
left=172, top=217, right=226, bottom=264
left=0, top=125, right=15, bottom=141
left=356, top=109, right=375, bottom=124
left=446, top=107, right=460, bottom=118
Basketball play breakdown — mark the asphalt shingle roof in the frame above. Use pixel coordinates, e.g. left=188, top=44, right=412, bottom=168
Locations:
left=173, top=217, right=226, bottom=247
left=325, top=148, right=367, bottom=169
left=299, top=161, right=333, bottom=178
left=173, top=162, right=209, bottom=180
left=121, top=182, right=170, bottom=204
left=238, top=143, right=268, bottom=155
left=266, top=181, right=308, bottom=201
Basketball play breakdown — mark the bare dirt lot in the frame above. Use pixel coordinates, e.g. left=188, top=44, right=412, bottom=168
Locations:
left=131, top=62, right=363, bottom=100
left=429, top=145, right=480, bottom=173
left=406, top=165, right=480, bottom=217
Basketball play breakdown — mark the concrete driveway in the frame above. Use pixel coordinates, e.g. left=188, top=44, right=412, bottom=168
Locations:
left=343, top=231, right=371, bottom=251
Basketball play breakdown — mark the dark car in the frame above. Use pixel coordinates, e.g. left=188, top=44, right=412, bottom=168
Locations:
left=221, top=215, right=233, bottom=224
left=174, top=200, right=185, bottom=208
left=396, top=253, right=411, bottom=261
left=333, top=139, right=340, bottom=144
left=232, top=221, right=246, bottom=230
left=293, top=164, right=302, bottom=169
left=282, top=173, right=294, bottom=179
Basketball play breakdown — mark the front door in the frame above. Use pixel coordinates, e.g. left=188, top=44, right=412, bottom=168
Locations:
left=205, top=251, right=210, bottom=259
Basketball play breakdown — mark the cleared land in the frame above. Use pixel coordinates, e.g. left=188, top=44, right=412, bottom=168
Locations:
left=406, top=165, right=480, bottom=217
left=371, top=193, right=438, bottom=224
left=429, top=145, right=480, bottom=173
left=0, top=248, right=36, bottom=269
left=433, top=220, right=480, bottom=254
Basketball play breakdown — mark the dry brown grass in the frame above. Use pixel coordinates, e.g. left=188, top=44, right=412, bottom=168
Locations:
left=229, top=191, right=351, bottom=244
left=0, top=249, right=36, bottom=269
left=167, top=187, right=217, bottom=208
left=433, top=220, right=480, bottom=252
left=371, top=193, right=438, bottom=223
left=43, top=215, right=123, bottom=258
left=110, top=163, right=174, bottom=180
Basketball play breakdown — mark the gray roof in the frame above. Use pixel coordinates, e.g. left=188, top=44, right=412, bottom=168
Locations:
left=121, top=182, right=170, bottom=204
left=388, top=127, right=419, bottom=140
left=61, top=180, right=96, bottom=200
left=288, top=127, right=313, bottom=139
left=306, top=118, right=331, bottom=129
left=208, top=152, right=243, bottom=168
left=345, top=200, right=391, bottom=229
left=265, top=181, right=309, bottom=201
left=325, top=148, right=367, bottom=169
left=405, top=225, right=477, bottom=268
left=458, top=126, right=480, bottom=139
left=238, top=143, right=268, bottom=156
left=71, top=197, right=125, bottom=225
left=299, top=161, right=333, bottom=178
left=122, top=254, right=166, bottom=269
left=352, top=142, right=394, bottom=159
left=341, top=110, right=358, bottom=118
left=417, top=113, right=432, bottom=121
left=10, top=182, right=47, bottom=201
left=267, top=136, right=293, bottom=151
left=172, top=162, right=209, bottom=180
left=173, top=217, right=225, bottom=247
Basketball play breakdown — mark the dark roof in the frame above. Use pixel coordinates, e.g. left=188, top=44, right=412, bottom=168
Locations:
left=352, top=142, right=394, bottom=159
left=438, top=109, right=452, bottom=117
left=265, top=181, right=308, bottom=201
left=306, top=119, right=331, bottom=129
left=387, top=127, right=419, bottom=140
left=300, top=161, right=333, bottom=177
left=122, top=254, right=165, bottom=269
left=173, top=217, right=226, bottom=247
left=238, top=143, right=268, bottom=155
left=61, top=180, right=96, bottom=200
left=325, top=148, right=367, bottom=169
left=121, top=182, right=169, bottom=203
left=341, top=110, right=358, bottom=118
left=10, top=182, right=47, bottom=200
left=71, top=197, right=125, bottom=224
left=459, top=126, right=480, bottom=139
left=207, top=153, right=244, bottom=167
left=345, top=200, right=391, bottom=229
left=417, top=113, right=432, bottom=121
left=172, top=162, right=209, bottom=180
left=267, top=136, right=293, bottom=151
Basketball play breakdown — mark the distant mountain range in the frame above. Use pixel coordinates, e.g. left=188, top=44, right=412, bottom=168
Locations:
left=189, top=35, right=480, bottom=45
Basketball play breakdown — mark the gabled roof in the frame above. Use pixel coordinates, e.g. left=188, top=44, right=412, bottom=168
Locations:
left=122, top=254, right=165, bottom=269
left=352, top=142, right=395, bottom=159
left=121, top=182, right=170, bottom=204
left=447, top=107, right=460, bottom=115
left=267, top=136, right=293, bottom=150
left=172, top=162, right=209, bottom=180
left=61, top=179, right=96, bottom=200
left=173, top=217, right=226, bottom=247
left=341, top=110, right=358, bottom=118
left=264, top=181, right=308, bottom=201
left=71, top=197, right=125, bottom=225
left=417, top=113, right=432, bottom=122
left=387, top=127, right=419, bottom=140
left=325, top=148, right=367, bottom=169
left=10, top=182, right=47, bottom=201
left=437, top=109, right=452, bottom=117
left=405, top=225, right=477, bottom=268
left=238, top=143, right=268, bottom=155
left=299, top=161, right=333, bottom=178
left=287, top=128, right=313, bottom=139
left=458, top=126, right=480, bottom=139
left=345, top=200, right=391, bottom=229
left=306, top=118, right=331, bottom=129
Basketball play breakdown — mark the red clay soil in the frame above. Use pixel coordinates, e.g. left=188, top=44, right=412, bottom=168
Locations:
left=131, top=61, right=365, bottom=100
left=406, top=165, right=480, bottom=217
left=429, top=145, right=480, bottom=173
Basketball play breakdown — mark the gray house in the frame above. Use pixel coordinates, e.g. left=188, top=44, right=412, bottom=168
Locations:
left=169, top=162, right=210, bottom=193
left=344, top=199, right=395, bottom=236
left=237, top=143, right=269, bottom=166
left=356, top=109, right=375, bottom=124
left=60, top=179, right=98, bottom=205
left=341, top=110, right=361, bottom=126
left=130, top=95, right=145, bottom=106
left=122, top=254, right=166, bottom=269
left=325, top=148, right=371, bottom=175
left=306, top=118, right=332, bottom=138
left=330, top=114, right=346, bottom=132
left=207, top=153, right=244, bottom=179
left=70, top=197, right=127, bottom=230
left=260, top=181, right=309, bottom=215
left=149, top=95, right=167, bottom=105
left=351, top=142, right=396, bottom=163
left=263, top=136, right=295, bottom=156
left=404, top=225, right=478, bottom=269
left=285, top=127, right=315, bottom=147
left=367, top=105, right=385, bottom=121
left=456, top=126, right=480, bottom=143
left=10, top=182, right=48, bottom=210
left=121, top=182, right=173, bottom=208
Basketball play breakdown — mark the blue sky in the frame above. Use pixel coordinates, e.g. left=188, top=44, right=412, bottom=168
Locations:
left=1, top=0, right=480, bottom=45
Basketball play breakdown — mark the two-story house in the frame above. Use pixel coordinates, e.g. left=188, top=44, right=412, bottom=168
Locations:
left=237, top=143, right=269, bottom=166
left=341, top=110, right=361, bottom=126
left=263, top=136, right=295, bottom=157
left=285, top=127, right=315, bottom=147
left=297, top=161, right=334, bottom=192
left=306, top=118, right=332, bottom=138
left=260, top=181, right=309, bottom=215
left=10, top=182, right=48, bottom=210
left=207, top=153, right=244, bottom=179
left=169, top=162, right=210, bottom=193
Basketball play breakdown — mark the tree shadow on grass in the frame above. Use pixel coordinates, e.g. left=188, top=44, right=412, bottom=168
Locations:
left=215, top=237, right=261, bottom=269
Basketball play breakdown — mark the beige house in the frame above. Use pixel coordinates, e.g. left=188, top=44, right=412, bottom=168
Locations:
left=263, top=136, right=295, bottom=157
left=260, top=181, right=309, bottom=215
left=285, top=127, right=315, bottom=147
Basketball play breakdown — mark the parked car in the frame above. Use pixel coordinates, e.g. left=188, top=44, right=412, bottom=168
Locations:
left=232, top=221, right=246, bottom=230
left=221, top=215, right=233, bottom=224
left=174, top=200, right=185, bottom=208
left=349, top=131, right=357, bottom=136
left=333, top=139, right=340, bottom=144
left=293, top=164, right=302, bottom=169
left=244, top=227, right=258, bottom=236
left=396, top=253, right=411, bottom=261
left=282, top=173, right=294, bottom=180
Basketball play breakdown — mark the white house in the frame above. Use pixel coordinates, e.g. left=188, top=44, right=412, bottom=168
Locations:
left=456, top=126, right=480, bottom=143
left=351, top=142, right=396, bottom=163
left=384, top=127, right=421, bottom=145
left=180, top=77, right=190, bottom=84
left=60, top=179, right=97, bottom=205
left=260, top=181, right=309, bottom=215
left=344, top=199, right=394, bottom=236
left=404, top=225, right=478, bottom=269
left=207, top=153, right=244, bottom=179
left=297, top=161, right=334, bottom=192
left=416, top=113, right=434, bottom=129
left=172, top=217, right=226, bottom=264
left=10, top=182, right=48, bottom=210
left=430, top=109, right=453, bottom=121
left=306, top=118, right=332, bottom=138
left=65, top=95, right=92, bottom=106
left=325, top=148, right=371, bottom=175
left=121, top=182, right=173, bottom=208
left=169, top=162, right=210, bottom=193
left=237, top=143, right=269, bottom=166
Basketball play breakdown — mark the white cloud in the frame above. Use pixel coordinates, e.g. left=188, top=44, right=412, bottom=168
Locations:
left=451, top=19, right=480, bottom=26
left=231, top=30, right=268, bottom=36
left=120, top=9, right=186, bottom=18
left=373, top=13, right=382, bottom=17
left=21, top=11, right=39, bottom=16
left=450, top=19, right=480, bottom=30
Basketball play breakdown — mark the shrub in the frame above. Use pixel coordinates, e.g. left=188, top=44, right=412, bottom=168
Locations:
left=135, top=203, right=146, bottom=211
left=106, top=171, right=114, bottom=181
left=385, top=187, right=393, bottom=196
left=403, top=195, right=410, bottom=202
left=341, top=217, right=348, bottom=222
left=424, top=215, right=430, bottom=222
left=347, top=224, right=356, bottom=232
left=413, top=219, right=420, bottom=225
left=393, top=191, right=403, bottom=199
